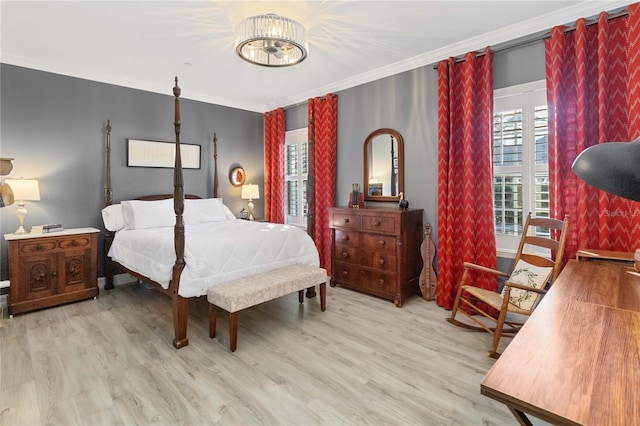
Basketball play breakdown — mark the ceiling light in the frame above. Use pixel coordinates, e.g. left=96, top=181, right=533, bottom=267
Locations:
left=235, top=13, right=308, bottom=67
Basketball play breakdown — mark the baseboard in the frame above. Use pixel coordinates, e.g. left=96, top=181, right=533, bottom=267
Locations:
left=0, top=280, right=9, bottom=289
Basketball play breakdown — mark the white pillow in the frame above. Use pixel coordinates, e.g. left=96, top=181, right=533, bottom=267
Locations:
left=502, top=259, right=553, bottom=311
left=101, top=204, right=125, bottom=231
left=184, top=198, right=228, bottom=224
left=122, top=198, right=175, bottom=230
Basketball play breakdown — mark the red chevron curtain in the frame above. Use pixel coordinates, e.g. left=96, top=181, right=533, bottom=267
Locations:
left=436, top=47, right=497, bottom=310
left=545, top=4, right=640, bottom=261
left=264, top=108, right=285, bottom=224
left=308, top=94, right=338, bottom=274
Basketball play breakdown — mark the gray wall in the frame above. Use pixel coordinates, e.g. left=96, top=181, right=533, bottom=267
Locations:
left=0, top=64, right=264, bottom=280
left=287, top=40, right=546, bottom=273
left=1, top=39, right=545, bottom=281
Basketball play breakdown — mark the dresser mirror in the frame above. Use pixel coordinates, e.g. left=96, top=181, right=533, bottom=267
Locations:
left=364, top=128, right=404, bottom=202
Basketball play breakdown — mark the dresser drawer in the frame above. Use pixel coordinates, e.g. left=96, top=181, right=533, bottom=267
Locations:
left=331, top=212, right=362, bottom=229
left=362, top=215, right=398, bottom=234
left=334, top=244, right=397, bottom=271
left=335, top=229, right=397, bottom=252
left=334, top=262, right=396, bottom=294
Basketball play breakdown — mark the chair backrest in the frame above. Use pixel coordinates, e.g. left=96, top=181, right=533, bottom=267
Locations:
left=512, top=212, right=570, bottom=285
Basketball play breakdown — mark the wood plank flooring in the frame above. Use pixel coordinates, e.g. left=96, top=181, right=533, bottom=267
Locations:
left=1, top=282, right=524, bottom=425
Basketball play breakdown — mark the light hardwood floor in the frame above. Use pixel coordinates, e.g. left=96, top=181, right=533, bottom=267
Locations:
left=1, top=282, right=521, bottom=425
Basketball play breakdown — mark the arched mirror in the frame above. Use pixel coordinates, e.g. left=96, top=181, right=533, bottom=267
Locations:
left=364, top=128, right=404, bottom=202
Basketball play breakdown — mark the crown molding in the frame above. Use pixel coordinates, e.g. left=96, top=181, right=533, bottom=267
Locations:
left=266, top=0, right=635, bottom=111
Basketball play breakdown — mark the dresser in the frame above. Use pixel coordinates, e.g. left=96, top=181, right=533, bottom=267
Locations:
left=5, top=227, right=99, bottom=316
left=328, top=207, right=423, bottom=307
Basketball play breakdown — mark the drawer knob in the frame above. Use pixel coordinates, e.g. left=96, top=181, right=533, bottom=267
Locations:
left=378, top=279, right=385, bottom=285
left=374, top=220, right=381, bottom=226
left=378, top=240, right=385, bottom=246
left=342, top=235, right=349, bottom=241
left=342, top=252, right=348, bottom=258
left=342, top=270, right=348, bottom=276
left=343, top=218, right=350, bottom=223
left=52, top=271, right=57, bottom=277
left=379, top=259, right=385, bottom=265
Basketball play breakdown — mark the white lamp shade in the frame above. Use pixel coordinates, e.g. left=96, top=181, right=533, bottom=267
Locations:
left=241, top=184, right=260, bottom=200
left=5, top=179, right=40, bottom=201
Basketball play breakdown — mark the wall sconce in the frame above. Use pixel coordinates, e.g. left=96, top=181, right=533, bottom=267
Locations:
left=241, top=184, right=260, bottom=220
left=5, top=178, right=40, bottom=234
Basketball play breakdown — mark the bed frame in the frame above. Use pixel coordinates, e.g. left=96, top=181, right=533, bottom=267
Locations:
left=103, top=78, right=217, bottom=348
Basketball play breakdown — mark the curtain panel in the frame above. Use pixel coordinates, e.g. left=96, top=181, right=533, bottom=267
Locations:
left=545, top=3, right=640, bottom=260
left=264, top=108, right=285, bottom=224
left=308, top=94, right=338, bottom=274
left=436, top=47, right=497, bottom=310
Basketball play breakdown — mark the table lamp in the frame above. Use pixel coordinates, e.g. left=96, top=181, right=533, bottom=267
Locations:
left=5, top=178, right=40, bottom=234
left=241, top=184, right=259, bottom=220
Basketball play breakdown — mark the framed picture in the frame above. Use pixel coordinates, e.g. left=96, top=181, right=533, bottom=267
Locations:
left=127, top=139, right=201, bottom=169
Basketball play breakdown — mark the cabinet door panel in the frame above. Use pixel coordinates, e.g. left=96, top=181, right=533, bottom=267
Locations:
left=60, top=248, right=93, bottom=293
left=18, top=253, right=57, bottom=300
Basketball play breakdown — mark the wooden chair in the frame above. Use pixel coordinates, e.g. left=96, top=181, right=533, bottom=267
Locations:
left=447, top=213, right=569, bottom=358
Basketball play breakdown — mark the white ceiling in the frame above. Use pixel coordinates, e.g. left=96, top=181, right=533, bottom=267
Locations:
left=1, top=1, right=634, bottom=112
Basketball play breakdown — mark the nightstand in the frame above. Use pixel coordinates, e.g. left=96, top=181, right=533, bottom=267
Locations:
left=4, top=227, right=99, bottom=316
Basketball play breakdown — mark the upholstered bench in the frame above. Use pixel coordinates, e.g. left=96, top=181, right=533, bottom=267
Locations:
left=207, top=265, right=327, bottom=351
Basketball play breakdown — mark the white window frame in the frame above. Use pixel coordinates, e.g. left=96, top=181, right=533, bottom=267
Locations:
left=284, top=127, right=308, bottom=228
left=494, top=80, right=549, bottom=258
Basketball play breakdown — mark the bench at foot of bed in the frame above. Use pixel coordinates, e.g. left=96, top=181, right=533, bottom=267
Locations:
left=207, top=265, right=327, bottom=352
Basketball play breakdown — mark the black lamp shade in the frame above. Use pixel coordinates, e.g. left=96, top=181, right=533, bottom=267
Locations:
left=571, top=138, right=640, bottom=202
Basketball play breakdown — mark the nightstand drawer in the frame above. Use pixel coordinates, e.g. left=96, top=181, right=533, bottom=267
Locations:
left=58, top=236, right=91, bottom=249
left=19, top=240, right=57, bottom=254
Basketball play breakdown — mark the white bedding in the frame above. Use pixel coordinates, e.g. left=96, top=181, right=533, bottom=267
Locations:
left=108, top=220, right=320, bottom=297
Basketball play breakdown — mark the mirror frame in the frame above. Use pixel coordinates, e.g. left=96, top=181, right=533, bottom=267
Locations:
left=363, top=128, right=404, bottom=202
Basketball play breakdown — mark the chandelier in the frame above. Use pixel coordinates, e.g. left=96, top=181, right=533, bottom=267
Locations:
left=235, top=13, right=308, bottom=67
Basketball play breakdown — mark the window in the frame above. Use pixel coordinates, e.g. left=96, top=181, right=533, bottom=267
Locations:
left=284, top=128, right=308, bottom=227
left=493, top=80, right=549, bottom=255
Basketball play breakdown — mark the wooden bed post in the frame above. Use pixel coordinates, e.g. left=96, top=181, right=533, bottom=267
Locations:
left=171, top=77, right=189, bottom=349
left=213, top=133, right=219, bottom=198
left=103, top=119, right=116, bottom=290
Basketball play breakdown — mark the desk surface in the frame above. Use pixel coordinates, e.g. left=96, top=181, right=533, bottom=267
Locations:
left=481, top=259, right=640, bottom=426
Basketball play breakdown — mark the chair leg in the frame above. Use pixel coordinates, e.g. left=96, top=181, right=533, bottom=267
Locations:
left=209, top=304, right=217, bottom=338
left=488, top=291, right=511, bottom=358
left=449, top=281, right=466, bottom=321
left=229, top=311, right=238, bottom=352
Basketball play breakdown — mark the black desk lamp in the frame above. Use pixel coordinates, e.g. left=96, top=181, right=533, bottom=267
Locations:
left=572, top=137, right=640, bottom=202
left=572, top=137, right=640, bottom=270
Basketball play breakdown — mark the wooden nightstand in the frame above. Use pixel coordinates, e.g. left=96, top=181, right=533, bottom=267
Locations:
left=4, top=227, right=99, bottom=316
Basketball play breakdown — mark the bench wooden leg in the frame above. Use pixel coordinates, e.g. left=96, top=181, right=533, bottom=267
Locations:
left=320, top=282, right=326, bottom=311
left=229, top=311, right=238, bottom=352
left=298, top=289, right=304, bottom=304
left=209, top=304, right=217, bottom=338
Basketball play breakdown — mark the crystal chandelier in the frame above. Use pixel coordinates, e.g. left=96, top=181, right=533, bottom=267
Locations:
left=235, top=13, right=308, bottom=67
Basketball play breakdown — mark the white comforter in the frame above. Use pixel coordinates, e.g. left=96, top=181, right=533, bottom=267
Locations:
left=108, top=220, right=319, bottom=297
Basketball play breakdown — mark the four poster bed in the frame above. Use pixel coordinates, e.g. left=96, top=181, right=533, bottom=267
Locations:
left=102, top=78, right=320, bottom=348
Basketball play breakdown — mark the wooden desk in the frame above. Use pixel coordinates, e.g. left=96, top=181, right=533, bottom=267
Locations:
left=480, top=259, right=640, bottom=426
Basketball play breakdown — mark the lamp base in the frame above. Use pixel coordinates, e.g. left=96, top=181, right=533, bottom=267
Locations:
left=15, top=201, right=28, bottom=234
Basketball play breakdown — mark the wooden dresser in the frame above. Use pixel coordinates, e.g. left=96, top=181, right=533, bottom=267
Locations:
left=328, top=207, right=423, bottom=307
left=5, top=227, right=99, bottom=316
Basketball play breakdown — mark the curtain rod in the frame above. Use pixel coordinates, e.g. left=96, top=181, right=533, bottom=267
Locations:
left=432, top=8, right=629, bottom=69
